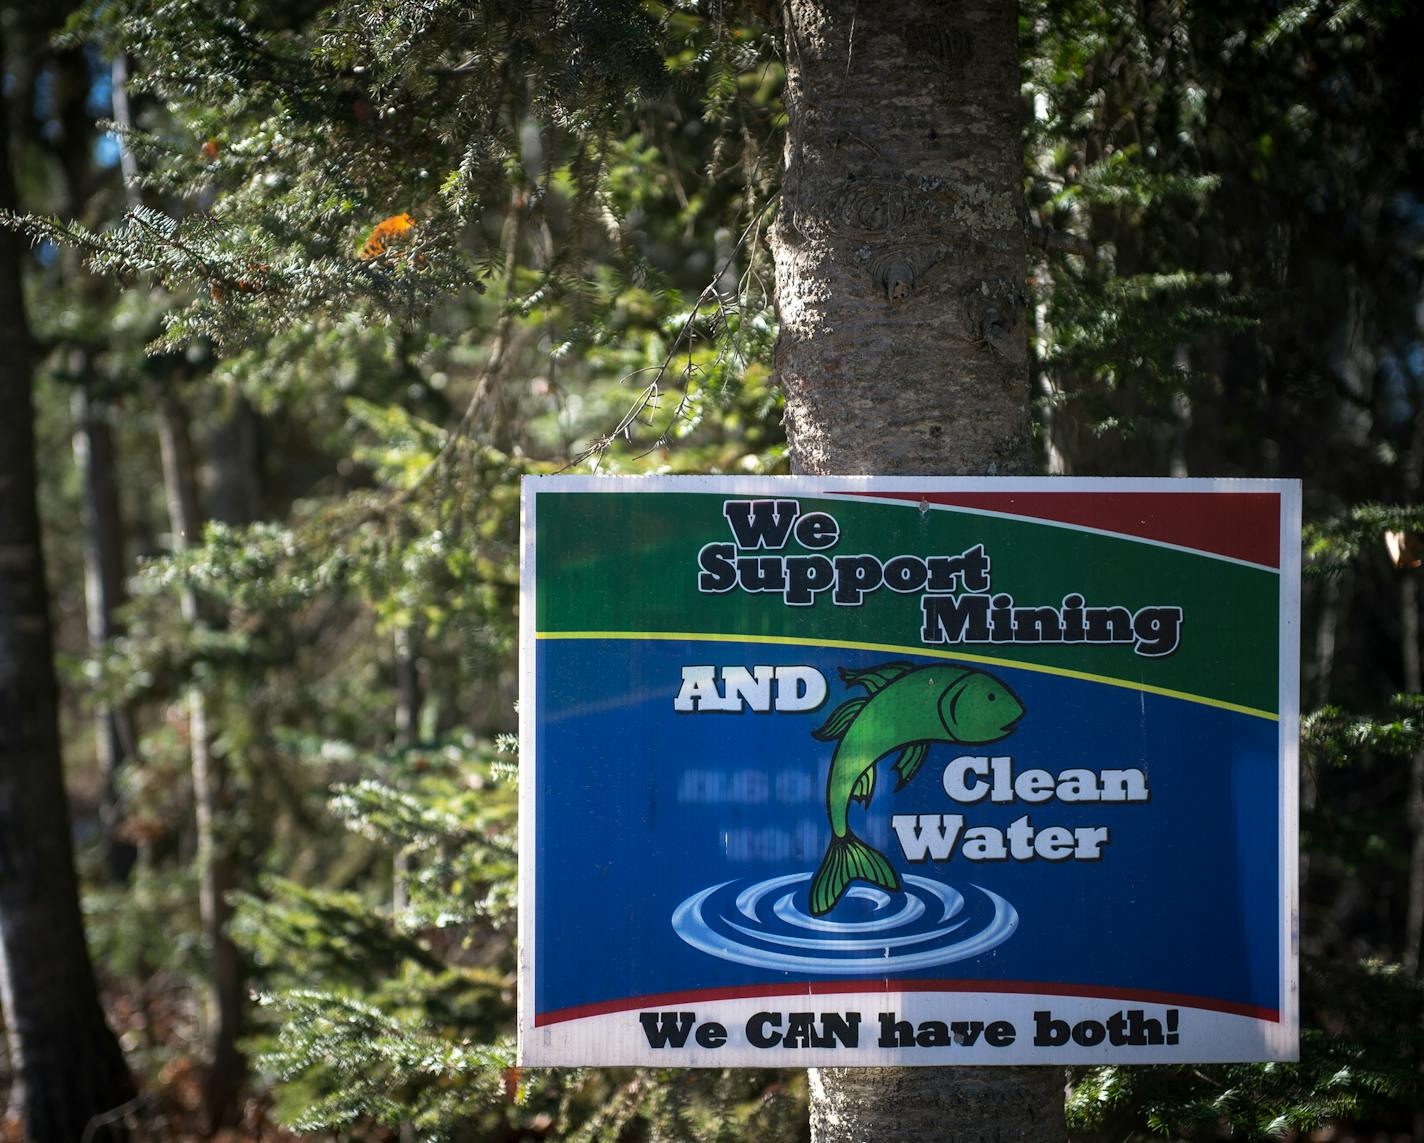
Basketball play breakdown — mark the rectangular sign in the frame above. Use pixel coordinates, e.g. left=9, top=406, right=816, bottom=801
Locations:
left=518, top=476, right=1300, bottom=1066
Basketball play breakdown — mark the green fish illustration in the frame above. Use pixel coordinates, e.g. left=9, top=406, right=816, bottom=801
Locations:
left=808, top=661, right=1025, bottom=916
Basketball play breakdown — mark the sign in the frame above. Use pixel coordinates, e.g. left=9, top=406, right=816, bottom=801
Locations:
left=518, top=477, right=1299, bottom=1065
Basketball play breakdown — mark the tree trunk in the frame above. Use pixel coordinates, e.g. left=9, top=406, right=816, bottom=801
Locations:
left=155, top=395, right=247, bottom=1129
left=0, top=28, right=136, bottom=1137
left=1401, top=574, right=1423, bottom=976
left=1399, top=419, right=1424, bottom=1143
left=392, top=624, right=419, bottom=918
left=771, top=1, right=1065, bottom=1137
left=773, top=0, right=1031, bottom=476
left=810, top=1067, right=1065, bottom=1142
left=47, top=35, right=139, bottom=887
left=71, top=382, right=138, bottom=883
left=392, top=625, right=419, bottom=1143
left=206, top=396, right=264, bottom=527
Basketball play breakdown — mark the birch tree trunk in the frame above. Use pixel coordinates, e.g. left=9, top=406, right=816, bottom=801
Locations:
left=155, top=394, right=247, bottom=1129
left=0, top=26, right=136, bottom=1135
left=770, top=1, right=1065, bottom=1137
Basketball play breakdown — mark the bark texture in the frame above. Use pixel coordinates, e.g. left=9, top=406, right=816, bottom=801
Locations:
left=771, top=2, right=1064, bottom=1139
left=810, top=1067, right=1064, bottom=1142
left=773, top=0, right=1031, bottom=474
left=0, top=25, right=136, bottom=1136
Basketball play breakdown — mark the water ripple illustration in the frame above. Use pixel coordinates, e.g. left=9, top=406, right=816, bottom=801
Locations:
left=672, top=874, right=1018, bottom=973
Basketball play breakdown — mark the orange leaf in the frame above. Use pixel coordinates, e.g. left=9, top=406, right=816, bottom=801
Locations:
left=359, top=212, right=416, bottom=260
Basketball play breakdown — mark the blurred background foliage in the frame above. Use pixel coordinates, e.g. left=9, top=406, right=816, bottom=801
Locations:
left=2, top=0, right=1424, bottom=1138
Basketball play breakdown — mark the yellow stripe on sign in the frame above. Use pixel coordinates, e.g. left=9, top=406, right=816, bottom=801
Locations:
left=535, top=630, right=1280, bottom=722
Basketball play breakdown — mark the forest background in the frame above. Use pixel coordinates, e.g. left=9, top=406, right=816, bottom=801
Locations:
left=1, top=0, right=1423, bottom=1140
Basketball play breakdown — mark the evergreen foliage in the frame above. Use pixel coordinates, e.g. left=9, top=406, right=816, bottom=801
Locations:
left=1068, top=962, right=1422, bottom=1140
left=2, top=0, right=1423, bottom=1138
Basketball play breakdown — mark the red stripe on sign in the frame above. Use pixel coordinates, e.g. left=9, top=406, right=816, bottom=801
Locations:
left=831, top=491, right=1281, bottom=569
left=534, top=979, right=1279, bottom=1027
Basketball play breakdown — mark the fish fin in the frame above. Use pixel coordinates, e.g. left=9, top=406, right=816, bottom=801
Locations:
left=893, top=741, right=931, bottom=791
left=809, top=830, right=901, bottom=916
left=811, top=696, right=868, bottom=741
left=850, top=766, right=876, bottom=805
left=838, top=661, right=916, bottom=696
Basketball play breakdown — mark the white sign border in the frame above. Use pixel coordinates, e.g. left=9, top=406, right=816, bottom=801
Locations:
left=517, top=476, right=1301, bottom=1066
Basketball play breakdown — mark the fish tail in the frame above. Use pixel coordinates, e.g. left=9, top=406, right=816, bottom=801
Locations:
left=808, top=830, right=901, bottom=916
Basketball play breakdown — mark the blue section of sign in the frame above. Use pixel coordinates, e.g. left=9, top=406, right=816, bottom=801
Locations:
left=534, top=637, right=1280, bottom=1019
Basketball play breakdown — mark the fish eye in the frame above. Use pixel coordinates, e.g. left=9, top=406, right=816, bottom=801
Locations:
left=988, top=692, right=996, bottom=701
